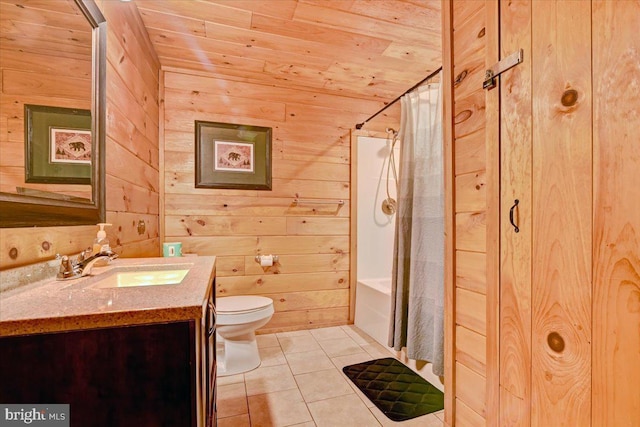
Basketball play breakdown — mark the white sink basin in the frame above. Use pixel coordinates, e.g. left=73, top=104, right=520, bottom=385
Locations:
left=92, top=269, right=190, bottom=288
left=66, top=263, right=194, bottom=290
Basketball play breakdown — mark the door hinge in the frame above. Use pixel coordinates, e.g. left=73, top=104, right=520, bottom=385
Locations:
left=483, top=49, right=524, bottom=90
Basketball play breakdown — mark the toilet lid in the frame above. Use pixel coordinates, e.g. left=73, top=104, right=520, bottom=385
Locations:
left=216, top=296, right=273, bottom=314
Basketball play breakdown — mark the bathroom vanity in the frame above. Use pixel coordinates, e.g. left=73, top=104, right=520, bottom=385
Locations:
left=0, top=256, right=216, bottom=427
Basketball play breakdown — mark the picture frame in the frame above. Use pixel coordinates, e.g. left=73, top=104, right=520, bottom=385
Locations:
left=25, top=104, right=92, bottom=184
left=195, top=120, right=272, bottom=190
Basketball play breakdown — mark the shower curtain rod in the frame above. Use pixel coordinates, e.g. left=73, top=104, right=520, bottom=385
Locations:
left=354, top=66, right=443, bottom=130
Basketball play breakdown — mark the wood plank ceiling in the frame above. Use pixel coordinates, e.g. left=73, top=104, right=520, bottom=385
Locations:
left=135, top=0, right=442, bottom=111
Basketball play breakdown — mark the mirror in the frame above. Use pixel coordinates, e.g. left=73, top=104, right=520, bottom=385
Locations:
left=0, top=0, right=106, bottom=227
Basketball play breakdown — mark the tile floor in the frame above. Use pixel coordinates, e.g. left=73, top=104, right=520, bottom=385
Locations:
left=216, top=325, right=445, bottom=427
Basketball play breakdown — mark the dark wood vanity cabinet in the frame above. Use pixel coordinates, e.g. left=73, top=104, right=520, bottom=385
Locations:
left=0, top=294, right=216, bottom=427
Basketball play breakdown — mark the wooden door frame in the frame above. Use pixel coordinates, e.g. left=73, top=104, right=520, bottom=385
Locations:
left=443, top=0, right=501, bottom=424
left=441, top=1, right=455, bottom=425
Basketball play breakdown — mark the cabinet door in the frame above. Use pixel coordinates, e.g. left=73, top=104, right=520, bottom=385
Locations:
left=0, top=322, right=195, bottom=427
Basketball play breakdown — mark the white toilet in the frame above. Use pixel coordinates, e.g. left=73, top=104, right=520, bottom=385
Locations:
left=215, top=295, right=274, bottom=376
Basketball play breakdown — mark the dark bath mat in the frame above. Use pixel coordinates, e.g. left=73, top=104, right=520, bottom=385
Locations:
left=342, top=357, right=444, bottom=422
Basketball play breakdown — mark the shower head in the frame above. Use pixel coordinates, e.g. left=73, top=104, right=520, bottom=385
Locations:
left=386, top=128, right=399, bottom=140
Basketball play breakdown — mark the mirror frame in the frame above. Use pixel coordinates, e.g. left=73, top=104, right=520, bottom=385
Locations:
left=0, top=0, right=106, bottom=228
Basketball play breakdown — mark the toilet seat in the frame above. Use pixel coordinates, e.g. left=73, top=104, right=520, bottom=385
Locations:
left=217, top=295, right=273, bottom=314
left=216, top=296, right=274, bottom=325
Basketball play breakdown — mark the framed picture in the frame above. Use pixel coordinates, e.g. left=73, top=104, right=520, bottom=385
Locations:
left=195, top=120, right=272, bottom=190
left=25, top=104, right=92, bottom=184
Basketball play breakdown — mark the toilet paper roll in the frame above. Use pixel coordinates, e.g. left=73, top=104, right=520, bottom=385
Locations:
left=260, top=255, right=273, bottom=267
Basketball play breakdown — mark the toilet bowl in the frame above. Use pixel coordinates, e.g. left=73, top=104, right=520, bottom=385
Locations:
left=215, top=295, right=274, bottom=376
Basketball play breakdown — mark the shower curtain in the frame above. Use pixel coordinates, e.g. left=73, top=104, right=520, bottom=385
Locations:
left=388, top=77, right=444, bottom=376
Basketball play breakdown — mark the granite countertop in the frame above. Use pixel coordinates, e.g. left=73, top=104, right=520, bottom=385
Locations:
left=0, top=256, right=216, bottom=337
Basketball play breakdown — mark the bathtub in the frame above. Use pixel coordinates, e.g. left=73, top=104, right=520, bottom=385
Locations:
left=354, top=278, right=392, bottom=347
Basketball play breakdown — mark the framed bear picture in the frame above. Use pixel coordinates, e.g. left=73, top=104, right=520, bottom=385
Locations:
left=195, top=120, right=272, bottom=190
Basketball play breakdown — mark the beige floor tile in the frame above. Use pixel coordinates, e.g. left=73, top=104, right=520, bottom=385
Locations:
left=330, top=354, right=382, bottom=408
left=361, top=342, right=395, bottom=359
left=276, top=329, right=312, bottom=339
left=295, top=368, right=355, bottom=403
left=289, top=423, right=316, bottom=427
left=307, top=394, right=381, bottom=427
left=217, top=373, right=245, bottom=386
left=330, top=352, right=376, bottom=370
left=341, top=325, right=378, bottom=346
left=285, top=350, right=335, bottom=375
left=433, top=410, right=445, bottom=421
left=217, top=382, right=248, bottom=419
left=317, top=336, right=365, bottom=358
left=257, top=334, right=280, bottom=348
left=368, top=405, right=444, bottom=427
left=309, top=326, right=349, bottom=341
left=278, top=335, right=322, bottom=354
left=247, top=388, right=313, bottom=427
left=259, top=345, right=287, bottom=367
left=244, top=364, right=297, bottom=396
left=217, top=413, right=250, bottom=427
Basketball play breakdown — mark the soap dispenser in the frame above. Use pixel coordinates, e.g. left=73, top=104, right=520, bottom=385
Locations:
left=93, top=223, right=112, bottom=255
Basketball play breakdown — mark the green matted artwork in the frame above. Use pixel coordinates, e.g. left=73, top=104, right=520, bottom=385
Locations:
left=24, top=104, right=92, bottom=185
left=195, top=120, right=272, bottom=190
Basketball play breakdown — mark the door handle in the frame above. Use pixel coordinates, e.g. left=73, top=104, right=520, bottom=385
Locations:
left=509, top=199, right=520, bottom=233
left=207, top=301, right=215, bottom=337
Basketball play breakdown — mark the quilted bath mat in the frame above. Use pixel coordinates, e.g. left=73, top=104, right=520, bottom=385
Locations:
left=342, top=357, right=444, bottom=422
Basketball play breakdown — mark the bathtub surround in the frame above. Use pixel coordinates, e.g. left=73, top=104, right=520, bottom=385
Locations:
left=390, top=79, right=444, bottom=376
left=353, top=135, right=398, bottom=350
left=356, top=136, right=399, bottom=281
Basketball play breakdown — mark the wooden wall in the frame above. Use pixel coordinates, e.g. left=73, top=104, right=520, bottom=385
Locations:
left=0, top=1, right=161, bottom=269
left=592, top=2, right=640, bottom=424
left=444, top=0, right=490, bottom=425
left=98, top=0, right=161, bottom=259
left=161, top=69, right=387, bottom=333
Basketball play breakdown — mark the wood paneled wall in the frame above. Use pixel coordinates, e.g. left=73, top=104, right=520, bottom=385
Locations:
left=98, top=0, right=161, bottom=259
left=161, top=69, right=387, bottom=333
left=444, top=0, right=490, bottom=425
left=0, top=1, right=160, bottom=269
left=592, top=2, right=640, bottom=424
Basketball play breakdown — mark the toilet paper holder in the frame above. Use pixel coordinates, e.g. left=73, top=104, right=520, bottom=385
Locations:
left=254, top=254, right=279, bottom=264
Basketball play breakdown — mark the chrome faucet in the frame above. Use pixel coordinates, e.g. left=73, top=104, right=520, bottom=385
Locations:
left=56, top=249, right=118, bottom=280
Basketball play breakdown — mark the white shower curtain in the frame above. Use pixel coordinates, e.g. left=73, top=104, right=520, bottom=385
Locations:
left=388, top=77, right=444, bottom=376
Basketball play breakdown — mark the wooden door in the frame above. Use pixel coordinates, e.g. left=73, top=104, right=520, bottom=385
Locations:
left=499, top=0, right=532, bottom=425
left=498, top=1, right=640, bottom=426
